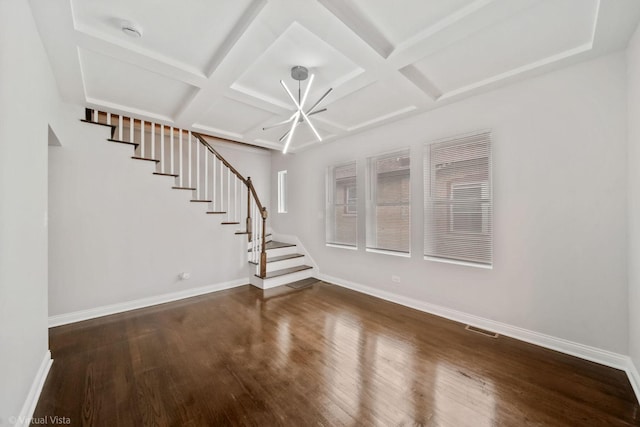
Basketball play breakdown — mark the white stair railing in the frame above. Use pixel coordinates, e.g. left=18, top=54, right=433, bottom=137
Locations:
left=84, top=108, right=269, bottom=277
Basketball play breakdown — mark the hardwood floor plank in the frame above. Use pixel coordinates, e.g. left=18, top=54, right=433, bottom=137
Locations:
left=32, top=282, right=640, bottom=426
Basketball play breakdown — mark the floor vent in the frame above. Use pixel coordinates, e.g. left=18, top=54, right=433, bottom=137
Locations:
left=465, top=325, right=499, bottom=338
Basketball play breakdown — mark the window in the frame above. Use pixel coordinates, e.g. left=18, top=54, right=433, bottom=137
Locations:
left=450, top=182, right=489, bottom=234
left=345, top=185, right=357, bottom=214
left=277, top=170, right=287, bottom=213
left=424, top=131, right=492, bottom=267
left=326, top=162, right=357, bottom=247
left=366, top=150, right=410, bottom=255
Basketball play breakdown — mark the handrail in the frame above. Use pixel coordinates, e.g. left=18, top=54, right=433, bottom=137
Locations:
left=192, top=133, right=248, bottom=186
left=192, top=132, right=268, bottom=277
left=193, top=132, right=267, bottom=217
left=247, top=180, right=266, bottom=215
left=87, top=109, right=267, bottom=151
left=83, top=109, right=269, bottom=279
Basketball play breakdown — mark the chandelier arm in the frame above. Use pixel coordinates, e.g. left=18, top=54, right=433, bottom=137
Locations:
left=306, top=88, right=333, bottom=115
left=281, top=79, right=322, bottom=142
left=280, top=80, right=299, bottom=107
left=279, top=129, right=290, bottom=142
left=300, top=74, right=315, bottom=108
left=301, top=113, right=322, bottom=141
left=262, top=113, right=297, bottom=131
left=307, top=108, right=327, bottom=117
left=282, top=112, right=300, bottom=154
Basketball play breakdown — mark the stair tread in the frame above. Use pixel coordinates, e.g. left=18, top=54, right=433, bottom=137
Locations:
left=172, top=186, right=196, bottom=190
left=259, top=265, right=313, bottom=279
left=268, top=253, right=304, bottom=263
left=153, top=172, right=179, bottom=177
left=81, top=119, right=115, bottom=129
left=221, top=222, right=240, bottom=225
left=108, top=138, right=139, bottom=147
left=190, top=200, right=212, bottom=202
left=235, top=231, right=250, bottom=235
left=131, top=156, right=160, bottom=162
left=207, top=211, right=227, bottom=214
left=266, top=241, right=296, bottom=250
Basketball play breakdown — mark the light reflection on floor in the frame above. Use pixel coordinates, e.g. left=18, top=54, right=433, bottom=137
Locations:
left=434, top=361, right=496, bottom=426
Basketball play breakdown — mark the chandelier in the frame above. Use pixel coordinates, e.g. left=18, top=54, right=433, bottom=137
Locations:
left=263, top=66, right=332, bottom=154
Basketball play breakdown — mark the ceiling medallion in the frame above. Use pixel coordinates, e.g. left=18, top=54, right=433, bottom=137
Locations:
left=263, top=66, right=333, bottom=154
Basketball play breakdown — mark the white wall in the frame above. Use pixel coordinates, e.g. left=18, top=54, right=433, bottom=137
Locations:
left=0, top=0, right=61, bottom=420
left=628, top=24, right=640, bottom=376
left=48, top=108, right=271, bottom=316
left=272, top=52, right=628, bottom=354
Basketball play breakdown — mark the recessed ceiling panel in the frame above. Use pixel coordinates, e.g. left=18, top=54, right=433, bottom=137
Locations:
left=350, top=0, right=475, bottom=47
left=196, top=98, right=275, bottom=135
left=231, top=22, right=364, bottom=109
left=72, top=0, right=258, bottom=72
left=411, top=0, right=598, bottom=94
left=320, top=81, right=415, bottom=130
left=80, top=48, right=196, bottom=118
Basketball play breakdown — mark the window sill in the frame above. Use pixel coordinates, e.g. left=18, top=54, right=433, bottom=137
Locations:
left=366, top=248, right=411, bottom=258
left=424, top=256, right=492, bottom=269
left=326, top=243, right=358, bottom=251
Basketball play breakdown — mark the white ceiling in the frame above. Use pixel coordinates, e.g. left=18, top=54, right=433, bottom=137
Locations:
left=31, top=0, right=640, bottom=152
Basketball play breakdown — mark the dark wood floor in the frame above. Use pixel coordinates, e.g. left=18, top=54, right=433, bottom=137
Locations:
left=34, top=280, right=639, bottom=426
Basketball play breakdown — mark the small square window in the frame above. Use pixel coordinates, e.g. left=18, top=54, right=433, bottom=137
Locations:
left=277, top=170, right=287, bottom=213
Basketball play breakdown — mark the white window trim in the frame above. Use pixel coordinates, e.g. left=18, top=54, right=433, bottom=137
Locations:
left=367, top=248, right=411, bottom=258
left=326, top=243, right=358, bottom=250
left=424, top=256, right=493, bottom=269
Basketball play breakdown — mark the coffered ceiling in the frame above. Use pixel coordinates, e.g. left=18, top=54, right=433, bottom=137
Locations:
left=31, top=0, right=640, bottom=152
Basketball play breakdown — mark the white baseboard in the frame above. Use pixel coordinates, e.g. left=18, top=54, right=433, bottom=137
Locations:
left=627, top=358, right=640, bottom=404
left=318, top=273, right=630, bottom=371
left=48, top=279, right=247, bottom=327
left=15, top=350, right=53, bottom=427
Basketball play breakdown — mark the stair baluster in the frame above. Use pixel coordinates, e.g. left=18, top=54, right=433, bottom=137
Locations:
left=82, top=108, right=270, bottom=278
left=150, top=123, right=155, bottom=162
left=160, top=125, right=165, bottom=174
left=140, top=120, right=145, bottom=158
left=194, top=134, right=199, bottom=199
left=187, top=131, right=192, bottom=189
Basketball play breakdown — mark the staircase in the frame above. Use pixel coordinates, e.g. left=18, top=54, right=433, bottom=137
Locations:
left=249, top=237, right=314, bottom=289
left=82, top=108, right=313, bottom=287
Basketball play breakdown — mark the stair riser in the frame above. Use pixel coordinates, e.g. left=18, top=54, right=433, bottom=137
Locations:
left=262, top=256, right=306, bottom=273
left=250, top=269, right=314, bottom=289
left=246, top=235, right=273, bottom=250
left=265, top=245, right=298, bottom=258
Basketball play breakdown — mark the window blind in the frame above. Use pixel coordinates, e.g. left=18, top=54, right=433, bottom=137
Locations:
left=424, top=132, right=492, bottom=266
left=326, top=162, right=357, bottom=247
left=366, top=150, right=410, bottom=254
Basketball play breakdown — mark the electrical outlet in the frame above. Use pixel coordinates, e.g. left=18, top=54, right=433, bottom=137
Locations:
left=179, top=272, right=191, bottom=280
left=392, top=275, right=401, bottom=283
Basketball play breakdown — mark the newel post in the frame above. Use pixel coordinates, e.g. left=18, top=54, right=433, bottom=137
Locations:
left=246, top=177, right=252, bottom=242
left=260, top=207, right=268, bottom=278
